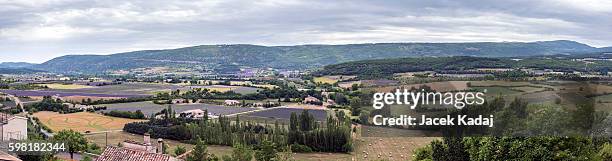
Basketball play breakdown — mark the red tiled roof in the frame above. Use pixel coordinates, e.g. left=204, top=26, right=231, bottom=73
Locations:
left=95, top=146, right=178, bottom=161
left=0, top=150, right=21, bottom=161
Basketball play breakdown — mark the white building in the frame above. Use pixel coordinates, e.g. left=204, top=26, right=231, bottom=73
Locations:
left=179, top=109, right=218, bottom=119
left=0, top=113, right=27, bottom=141
left=224, top=100, right=240, bottom=106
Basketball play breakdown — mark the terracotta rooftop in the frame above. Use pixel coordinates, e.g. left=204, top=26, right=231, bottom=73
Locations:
left=0, top=150, right=21, bottom=161
left=95, top=146, right=179, bottom=161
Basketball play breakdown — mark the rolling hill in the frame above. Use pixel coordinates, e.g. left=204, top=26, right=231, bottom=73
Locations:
left=0, top=68, right=45, bottom=74
left=313, top=56, right=612, bottom=79
left=0, top=62, right=37, bottom=69
left=34, top=40, right=611, bottom=73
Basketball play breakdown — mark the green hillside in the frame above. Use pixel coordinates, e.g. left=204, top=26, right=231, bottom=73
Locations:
left=34, top=40, right=609, bottom=73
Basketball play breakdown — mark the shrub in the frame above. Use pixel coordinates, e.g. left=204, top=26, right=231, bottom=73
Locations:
left=413, top=144, right=433, bottom=161
left=290, top=144, right=313, bottom=153
left=600, top=143, right=612, bottom=160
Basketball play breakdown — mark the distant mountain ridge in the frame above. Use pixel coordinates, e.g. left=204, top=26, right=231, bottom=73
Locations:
left=34, top=40, right=612, bottom=74
left=0, top=68, right=45, bottom=74
left=0, top=62, right=37, bottom=68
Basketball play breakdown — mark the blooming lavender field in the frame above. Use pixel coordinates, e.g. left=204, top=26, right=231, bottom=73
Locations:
left=0, top=89, right=148, bottom=98
left=247, top=108, right=328, bottom=121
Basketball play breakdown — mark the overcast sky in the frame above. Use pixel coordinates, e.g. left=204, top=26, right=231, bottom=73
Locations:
left=1, top=0, right=611, bottom=63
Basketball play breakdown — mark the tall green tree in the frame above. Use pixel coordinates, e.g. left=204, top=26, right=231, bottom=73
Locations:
left=54, top=129, right=87, bottom=159
left=222, top=144, right=253, bottom=161
left=187, top=138, right=208, bottom=161
left=255, top=140, right=277, bottom=161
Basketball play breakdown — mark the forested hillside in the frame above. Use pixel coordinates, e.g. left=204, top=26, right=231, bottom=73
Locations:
left=34, top=40, right=611, bottom=73
left=313, top=56, right=612, bottom=78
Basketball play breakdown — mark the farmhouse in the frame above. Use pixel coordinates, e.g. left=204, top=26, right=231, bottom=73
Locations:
left=323, top=99, right=336, bottom=107
left=95, top=146, right=178, bottom=161
left=0, top=113, right=27, bottom=141
left=96, top=133, right=178, bottom=161
left=179, top=109, right=208, bottom=119
left=224, top=100, right=240, bottom=106
left=303, top=96, right=321, bottom=104
left=122, top=133, right=158, bottom=153
left=64, top=103, right=94, bottom=110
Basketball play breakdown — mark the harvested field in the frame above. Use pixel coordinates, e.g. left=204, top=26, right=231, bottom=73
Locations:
left=33, top=111, right=144, bottom=133
left=354, top=136, right=436, bottom=161
left=314, top=77, right=338, bottom=84
left=39, top=83, right=93, bottom=89
left=51, top=82, right=184, bottom=95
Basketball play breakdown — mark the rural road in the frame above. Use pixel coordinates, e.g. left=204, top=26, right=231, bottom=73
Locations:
left=6, top=94, right=54, bottom=137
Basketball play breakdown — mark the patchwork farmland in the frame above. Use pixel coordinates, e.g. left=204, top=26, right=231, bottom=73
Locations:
left=186, top=85, right=261, bottom=94
left=33, top=111, right=144, bottom=133
left=100, top=101, right=257, bottom=116
left=0, top=89, right=148, bottom=98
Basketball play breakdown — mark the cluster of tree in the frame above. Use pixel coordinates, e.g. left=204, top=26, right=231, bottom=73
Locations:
left=328, top=93, right=349, bottom=106
left=85, top=81, right=121, bottom=86
left=125, top=108, right=353, bottom=153
left=123, top=111, right=194, bottom=141
left=186, top=114, right=287, bottom=147
left=490, top=98, right=605, bottom=136
left=123, top=120, right=192, bottom=141
left=155, top=81, right=321, bottom=103
left=287, top=110, right=353, bottom=152
left=412, top=97, right=612, bottom=160
left=183, top=138, right=295, bottom=161
left=414, top=136, right=612, bottom=161
left=26, top=96, right=69, bottom=113
left=0, top=105, right=21, bottom=114
left=103, top=110, right=145, bottom=119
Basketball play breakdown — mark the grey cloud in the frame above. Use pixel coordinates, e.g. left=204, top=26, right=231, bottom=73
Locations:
left=0, top=0, right=611, bottom=63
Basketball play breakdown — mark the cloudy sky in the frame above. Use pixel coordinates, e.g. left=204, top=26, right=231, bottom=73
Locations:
left=1, top=0, right=611, bottom=63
